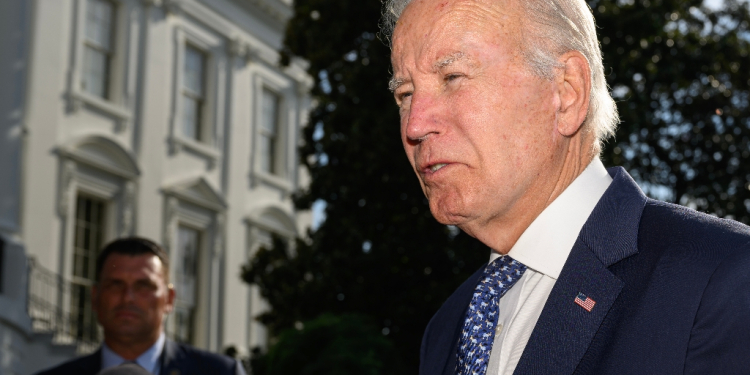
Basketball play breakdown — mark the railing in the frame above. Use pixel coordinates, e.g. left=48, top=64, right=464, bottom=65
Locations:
left=27, top=258, right=100, bottom=353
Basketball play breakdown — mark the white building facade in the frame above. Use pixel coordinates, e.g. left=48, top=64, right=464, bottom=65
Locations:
left=0, top=0, right=312, bottom=374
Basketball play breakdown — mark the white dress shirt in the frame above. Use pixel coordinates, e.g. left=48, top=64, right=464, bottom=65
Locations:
left=101, top=332, right=166, bottom=374
left=486, top=159, right=612, bottom=375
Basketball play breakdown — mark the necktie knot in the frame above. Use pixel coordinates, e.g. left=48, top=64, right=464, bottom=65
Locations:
left=456, top=255, right=527, bottom=375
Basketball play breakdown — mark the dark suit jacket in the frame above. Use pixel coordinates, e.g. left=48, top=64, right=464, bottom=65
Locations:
left=36, top=339, right=246, bottom=375
left=420, top=167, right=750, bottom=375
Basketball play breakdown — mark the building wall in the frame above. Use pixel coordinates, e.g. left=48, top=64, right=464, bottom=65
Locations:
left=0, top=0, right=311, bottom=373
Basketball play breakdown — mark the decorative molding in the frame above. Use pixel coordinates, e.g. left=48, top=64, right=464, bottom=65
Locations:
left=164, top=0, right=183, bottom=15
left=119, top=181, right=136, bottom=237
left=58, top=160, right=77, bottom=217
left=296, top=76, right=313, bottom=97
left=244, top=0, right=292, bottom=23
left=164, top=196, right=179, bottom=251
left=244, top=206, right=297, bottom=239
left=67, top=91, right=133, bottom=132
left=162, top=177, right=227, bottom=212
left=66, top=92, right=84, bottom=113
left=141, top=0, right=162, bottom=6
left=212, top=213, right=225, bottom=257
left=58, top=135, right=140, bottom=180
left=168, top=136, right=220, bottom=170
left=228, top=37, right=255, bottom=65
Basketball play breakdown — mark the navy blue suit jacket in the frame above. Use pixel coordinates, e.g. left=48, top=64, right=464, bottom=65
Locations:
left=420, top=167, right=750, bottom=375
left=36, top=339, right=245, bottom=375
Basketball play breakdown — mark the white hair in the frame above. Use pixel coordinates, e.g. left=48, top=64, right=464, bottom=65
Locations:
left=381, top=0, right=619, bottom=153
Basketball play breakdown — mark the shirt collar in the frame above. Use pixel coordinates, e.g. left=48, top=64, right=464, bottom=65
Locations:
left=101, top=332, right=166, bottom=374
left=491, top=158, right=612, bottom=279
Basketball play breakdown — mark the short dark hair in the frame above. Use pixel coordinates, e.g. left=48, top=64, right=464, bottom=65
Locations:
left=95, top=237, right=170, bottom=283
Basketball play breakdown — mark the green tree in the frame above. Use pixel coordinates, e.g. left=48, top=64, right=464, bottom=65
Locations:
left=250, top=313, right=403, bottom=375
left=594, top=0, right=750, bottom=220
left=243, top=0, right=750, bottom=373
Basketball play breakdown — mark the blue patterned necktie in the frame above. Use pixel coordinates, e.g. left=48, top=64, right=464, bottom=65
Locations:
left=456, top=255, right=527, bottom=375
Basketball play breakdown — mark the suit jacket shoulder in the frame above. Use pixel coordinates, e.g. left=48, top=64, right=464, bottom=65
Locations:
left=523, top=168, right=750, bottom=375
left=421, top=166, right=750, bottom=375
left=162, top=340, right=245, bottom=375
left=35, top=351, right=101, bottom=375
left=35, top=340, right=246, bottom=375
left=633, top=199, right=750, bottom=374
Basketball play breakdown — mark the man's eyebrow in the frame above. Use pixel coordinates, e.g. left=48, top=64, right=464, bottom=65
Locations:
left=388, top=76, right=407, bottom=92
left=388, top=52, right=466, bottom=93
left=433, top=52, right=465, bottom=70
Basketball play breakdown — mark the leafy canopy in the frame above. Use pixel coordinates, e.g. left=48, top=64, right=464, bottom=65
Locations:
left=244, top=0, right=750, bottom=373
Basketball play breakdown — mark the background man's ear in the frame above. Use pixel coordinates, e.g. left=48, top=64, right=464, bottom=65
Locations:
left=556, top=51, right=591, bottom=137
left=165, top=284, right=176, bottom=313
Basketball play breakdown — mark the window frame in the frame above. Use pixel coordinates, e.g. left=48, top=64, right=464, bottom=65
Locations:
left=172, top=223, right=205, bottom=345
left=162, top=178, right=226, bottom=351
left=250, top=69, right=297, bottom=193
left=181, top=44, right=208, bottom=142
left=66, top=0, right=133, bottom=130
left=259, top=88, right=281, bottom=175
left=81, top=0, right=116, bottom=99
left=168, top=23, right=225, bottom=165
left=69, top=193, right=109, bottom=343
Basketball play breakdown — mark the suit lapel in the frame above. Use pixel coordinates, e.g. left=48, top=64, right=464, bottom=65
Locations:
left=419, top=265, right=485, bottom=375
left=512, top=240, right=623, bottom=375
left=83, top=349, right=103, bottom=375
left=514, top=167, right=647, bottom=375
left=160, top=339, right=183, bottom=375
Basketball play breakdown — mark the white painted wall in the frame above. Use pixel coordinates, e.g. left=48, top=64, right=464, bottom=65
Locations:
left=0, top=0, right=311, bottom=373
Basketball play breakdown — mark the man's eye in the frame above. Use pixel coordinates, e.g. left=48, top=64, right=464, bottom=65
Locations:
left=135, top=281, right=157, bottom=293
left=445, top=73, right=462, bottom=82
left=104, top=281, right=124, bottom=291
left=396, top=91, right=412, bottom=106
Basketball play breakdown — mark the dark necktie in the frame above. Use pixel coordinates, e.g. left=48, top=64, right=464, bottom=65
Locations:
left=456, top=255, right=527, bottom=375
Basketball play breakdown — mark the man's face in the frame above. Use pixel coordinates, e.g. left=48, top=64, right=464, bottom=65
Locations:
left=391, top=0, right=570, bottom=241
left=92, top=253, right=175, bottom=346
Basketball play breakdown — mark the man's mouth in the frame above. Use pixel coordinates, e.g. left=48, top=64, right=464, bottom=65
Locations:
left=430, top=163, right=448, bottom=173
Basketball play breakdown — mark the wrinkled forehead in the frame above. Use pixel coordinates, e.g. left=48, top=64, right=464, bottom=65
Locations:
left=391, top=0, right=520, bottom=67
left=101, top=253, right=166, bottom=280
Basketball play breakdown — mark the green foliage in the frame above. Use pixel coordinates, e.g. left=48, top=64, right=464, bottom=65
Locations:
left=243, top=0, right=750, bottom=373
left=593, top=0, right=750, bottom=220
left=250, top=314, right=403, bottom=375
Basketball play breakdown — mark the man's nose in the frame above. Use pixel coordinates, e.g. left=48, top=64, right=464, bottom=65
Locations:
left=121, top=286, right=136, bottom=302
left=403, top=92, right=443, bottom=143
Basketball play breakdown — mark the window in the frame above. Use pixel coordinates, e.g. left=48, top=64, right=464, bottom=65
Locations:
left=174, top=225, right=201, bottom=344
left=81, top=0, right=115, bottom=99
left=182, top=45, right=206, bottom=142
left=259, top=88, right=280, bottom=174
left=70, top=195, right=107, bottom=342
left=0, top=237, right=4, bottom=294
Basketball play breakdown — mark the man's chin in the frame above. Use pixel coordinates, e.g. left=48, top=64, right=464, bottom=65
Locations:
left=429, top=201, right=470, bottom=225
left=105, top=317, right=144, bottom=333
left=105, top=325, right=151, bottom=341
left=433, top=212, right=475, bottom=232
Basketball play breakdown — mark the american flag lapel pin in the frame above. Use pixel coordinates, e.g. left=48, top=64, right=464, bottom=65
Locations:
left=574, top=292, right=596, bottom=312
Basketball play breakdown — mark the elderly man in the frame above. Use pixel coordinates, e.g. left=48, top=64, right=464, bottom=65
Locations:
left=36, top=237, right=245, bottom=375
left=383, top=0, right=750, bottom=374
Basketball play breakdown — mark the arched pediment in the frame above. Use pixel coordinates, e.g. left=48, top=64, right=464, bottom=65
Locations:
left=59, top=135, right=140, bottom=179
left=163, top=177, right=227, bottom=212
left=246, top=205, right=297, bottom=238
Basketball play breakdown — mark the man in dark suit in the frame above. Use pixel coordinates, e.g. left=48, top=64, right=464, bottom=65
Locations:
left=36, top=237, right=245, bottom=375
left=382, top=0, right=750, bottom=374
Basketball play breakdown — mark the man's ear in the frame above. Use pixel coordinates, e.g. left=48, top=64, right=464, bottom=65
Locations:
left=556, top=50, right=591, bottom=137
left=165, top=283, right=176, bottom=314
